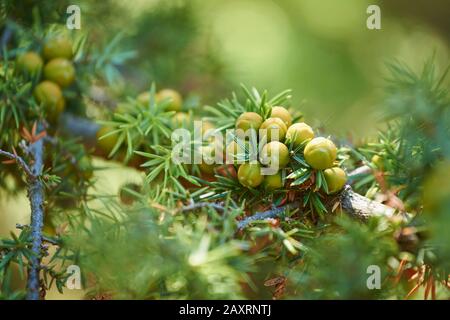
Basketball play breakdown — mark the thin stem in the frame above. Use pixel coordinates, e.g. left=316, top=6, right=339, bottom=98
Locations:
left=181, top=202, right=225, bottom=212
left=25, top=129, right=45, bottom=300
left=0, top=149, right=35, bottom=178
left=237, top=202, right=300, bottom=230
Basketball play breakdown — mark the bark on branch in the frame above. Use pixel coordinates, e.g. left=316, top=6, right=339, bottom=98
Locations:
left=340, top=185, right=398, bottom=219
left=25, top=130, right=45, bottom=300
left=238, top=186, right=410, bottom=230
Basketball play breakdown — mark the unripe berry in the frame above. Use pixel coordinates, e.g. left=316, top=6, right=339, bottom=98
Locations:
left=264, top=172, right=283, bottom=191
left=304, top=137, right=337, bottom=170
left=238, top=163, right=263, bottom=188
left=96, top=126, right=119, bottom=155
left=286, top=123, right=314, bottom=147
left=260, top=141, right=290, bottom=169
left=43, top=36, right=73, bottom=61
left=172, top=112, right=191, bottom=127
left=137, top=91, right=151, bottom=106
left=16, top=52, right=43, bottom=76
left=236, top=112, right=263, bottom=134
left=323, top=167, right=347, bottom=194
left=259, top=117, right=287, bottom=142
left=198, top=145, right=217, bottom=175
left=202, top=120, right=215, bottom=133
left=33, top=81, right=65, bottom=121
left=271, top=106, right=292, bottom=127
left=371, top=154, right=383, bottom=170
left=43, top=58, right=75, bottom=88
left=157, top=89, right=183, bottom=111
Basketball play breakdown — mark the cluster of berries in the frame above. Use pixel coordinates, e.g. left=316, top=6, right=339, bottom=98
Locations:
left=96, top=88, right=184, bottom=157
left=16, top=36, right=75, bottom=122
left=202, top=106, right=347, bottom=194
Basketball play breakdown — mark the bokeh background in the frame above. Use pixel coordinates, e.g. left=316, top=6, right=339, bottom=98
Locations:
left=1, top=0, right=450, bottom=299
left=76, top=0, right=450, bottom=135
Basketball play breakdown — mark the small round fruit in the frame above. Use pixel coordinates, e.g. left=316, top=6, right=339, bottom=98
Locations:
left=172, top=112, right=191, bottom=127
left=260, top=141, right=290, bottom=169
left=96, top=126, right=119, bottom=155
left=304, top=137, right=337, bottom=170
left=202, top=120, right=215, bottom=134
left=43, top=58, right=75, bottom=88
left=16, top=52, right=43, bottom=76
left=271, top=106, right=292, bottom=127
left=323, top=167, right=347, bottom=194
left=259, top=117, right=287, bottom=142
left=286, top=122, right=314, bottom=147
left=33, top=81, right=65, bottom=121
left=264, top=173, right=283, bottom=191
left=157, top=89, right=182, bottom=111
left=43, top=37, right=73, bottom=60
left=137, top=91, right=151, bottom=106
left=235, top=112, right=263, bottom=134
left=238, top=163, right=263, bottom=188
left=198, top=145, right=216, bottom=175
left=371, top=155, right=383, bottom=170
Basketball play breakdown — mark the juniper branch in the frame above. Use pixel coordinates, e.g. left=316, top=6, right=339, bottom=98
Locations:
left=59, top=115, right=411, bottom=224
left=24, top=127, right=45, bottom=300
left=237, top=186, right=410, bottom=230
left=237, top=202, right=300, bottom=230
left=181, top=202, right=226, bottom=212
left=339, top=185, right=411, bottom=221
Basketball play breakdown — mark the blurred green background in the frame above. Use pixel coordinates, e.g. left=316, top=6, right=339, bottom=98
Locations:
left=74, top=0, right=450, bottom=136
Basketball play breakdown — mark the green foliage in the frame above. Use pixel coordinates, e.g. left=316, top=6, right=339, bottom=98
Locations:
left=289, top=216, right=398, bottom=299
left=0, top=1, right=70, bottom=27
left=66, top=199, right=256, bottom=299
left=353, top=59, right=450, bottom=207
left=203, top=85, right=292, bottom=132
